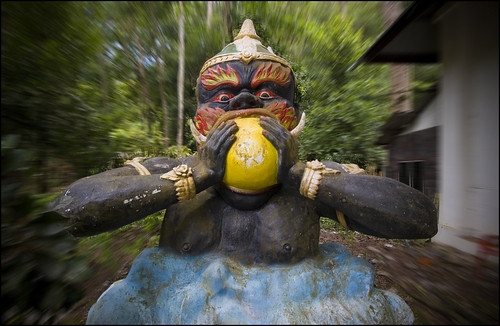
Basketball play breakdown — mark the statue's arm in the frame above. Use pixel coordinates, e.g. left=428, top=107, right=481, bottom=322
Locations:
left=287, top=162, right=438, bottom=239
left=259, top=117, right=437, bottom=239
left=47, top=167, right=181, bottom=237
left=47, top=121, right=238, bottom=237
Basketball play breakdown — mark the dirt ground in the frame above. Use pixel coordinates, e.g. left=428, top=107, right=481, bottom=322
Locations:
left=56, top=227, right=499, bottom=325
left=319, top=230, right=499, bottom=325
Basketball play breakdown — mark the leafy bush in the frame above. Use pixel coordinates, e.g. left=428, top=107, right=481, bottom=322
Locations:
left=1, top=135, right=91, bottom=324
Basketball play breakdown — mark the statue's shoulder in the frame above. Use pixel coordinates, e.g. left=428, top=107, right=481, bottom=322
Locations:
left=321, top=160, right=344, bottom=171
left=322, top=160, right=366, bottom=175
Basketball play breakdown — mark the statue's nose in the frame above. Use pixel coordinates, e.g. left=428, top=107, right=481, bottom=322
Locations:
left=228, top=92, right=263, bottom=111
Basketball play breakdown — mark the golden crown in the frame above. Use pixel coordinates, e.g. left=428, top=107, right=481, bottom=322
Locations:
left=199, top=19, right=293, bottom=77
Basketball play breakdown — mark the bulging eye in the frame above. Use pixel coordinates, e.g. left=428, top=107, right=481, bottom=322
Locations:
left=256, top=90, right=277, bottom=99
left=213, top=93, right=234, bottom=102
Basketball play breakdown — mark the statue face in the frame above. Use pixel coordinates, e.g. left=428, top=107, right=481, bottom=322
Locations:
left=194, top=60, right=300, bottom=137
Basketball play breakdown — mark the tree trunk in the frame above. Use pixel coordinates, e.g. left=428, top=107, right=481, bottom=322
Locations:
left=222, top=1, right=232, bottom=46
left=176, top=1, right=185, bottom=147
left=340, top=2, right=347, bottom=20
left=151, top=34, right=169, bottom=148
left=36, top=108, right=49, bottom=193
left=158, top=46, right=169, bottom=148
left=380, top=1, right=411, bottom=113
left=147, top=3, right=170, bottom=148
left=136, top=32, right=154, bottom=134
left=207, top=1, right=213, bottom=29
left=98, top=51, right=109, bottom=113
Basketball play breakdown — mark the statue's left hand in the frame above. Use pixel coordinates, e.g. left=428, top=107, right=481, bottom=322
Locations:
left=260, top=116, right=299, bottom=184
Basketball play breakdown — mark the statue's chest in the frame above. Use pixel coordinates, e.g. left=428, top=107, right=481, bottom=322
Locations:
left=160, top=189, right=320, bottom=264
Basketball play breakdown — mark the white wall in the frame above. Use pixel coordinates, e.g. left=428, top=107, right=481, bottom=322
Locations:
left=434, top=2, right=499, bottom=257
left=400, top=93, right=441, bottom=135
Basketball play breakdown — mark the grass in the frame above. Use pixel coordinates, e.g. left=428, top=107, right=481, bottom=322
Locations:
left=320, top=216, right=356, bottom=242
left=76, top=210, right=164, bottom=270
left=31, top=191, right=165, bottom=271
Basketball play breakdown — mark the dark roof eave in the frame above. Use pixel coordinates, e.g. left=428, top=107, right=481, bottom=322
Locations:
left=348, top=1, right=447, bottom=72
left=366, top=53, right=439, bottom=64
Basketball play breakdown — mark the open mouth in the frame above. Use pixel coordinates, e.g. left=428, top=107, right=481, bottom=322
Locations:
left=211, top=108, right=279, bottom=131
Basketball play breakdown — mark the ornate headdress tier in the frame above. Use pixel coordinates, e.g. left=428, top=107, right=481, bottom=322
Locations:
left=199, top=19, right=293, bottom=77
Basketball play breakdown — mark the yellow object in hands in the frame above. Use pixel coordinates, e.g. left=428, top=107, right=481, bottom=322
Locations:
left=223, top=117, right=278, bottom=193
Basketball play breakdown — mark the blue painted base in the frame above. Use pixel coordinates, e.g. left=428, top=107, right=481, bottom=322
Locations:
left=86, top=243, right=413, bottom=324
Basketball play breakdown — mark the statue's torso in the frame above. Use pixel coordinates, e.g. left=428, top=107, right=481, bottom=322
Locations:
left=159, top=186, right=320, bottom=264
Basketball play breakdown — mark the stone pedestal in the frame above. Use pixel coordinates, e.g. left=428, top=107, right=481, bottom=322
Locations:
left=87, top=243, right=413, bottom=324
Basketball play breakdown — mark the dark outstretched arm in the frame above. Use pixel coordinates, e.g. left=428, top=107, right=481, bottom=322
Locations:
left=48, top=169, right=182, bottom=237
left=288, top=162, right=438, bottom=239
left=46, top=121, right=238, bottom=237
left=260, top=116, right=437, bottom=239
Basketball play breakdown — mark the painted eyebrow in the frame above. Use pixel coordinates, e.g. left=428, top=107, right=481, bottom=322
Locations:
left=251, top=62, right=291, bottom=88
left=201, top=64, right=241, bottom=90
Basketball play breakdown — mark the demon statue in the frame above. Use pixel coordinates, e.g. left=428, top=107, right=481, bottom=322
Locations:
left=48, top=19, right=437, bottom=324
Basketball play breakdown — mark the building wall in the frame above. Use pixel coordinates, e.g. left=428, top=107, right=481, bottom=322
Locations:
left=401, top=94, right=441, bottom=135
left=387, top=126, right=438, bottom=200
left=434, top=2, right=499, bottom=256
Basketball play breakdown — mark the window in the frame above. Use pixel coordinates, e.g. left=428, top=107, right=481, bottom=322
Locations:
left=398, top=161, right=423, bottom=192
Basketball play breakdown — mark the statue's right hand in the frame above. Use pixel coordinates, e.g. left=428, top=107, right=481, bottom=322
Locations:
left=197, top=120, right=238, bottom=184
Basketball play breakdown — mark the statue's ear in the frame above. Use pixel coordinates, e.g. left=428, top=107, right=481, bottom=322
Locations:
left=190, top=119, right=206, bottom=148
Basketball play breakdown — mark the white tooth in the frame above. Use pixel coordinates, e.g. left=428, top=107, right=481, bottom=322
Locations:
left=190, top=119, right=207, bottom=145
left=290, top=112, right=306, bottom=137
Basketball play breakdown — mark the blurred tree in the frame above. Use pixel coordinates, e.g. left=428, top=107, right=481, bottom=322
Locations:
left=146, top=2, right=176, bottom=148
left=234, top=1, right=391, bottom=167
left=207, top=1, right=214, bottom=28
left=2, top=1, right=402, bottom=186
left=176, top=1, right=185, bottom=147
left=104, top=2, right=157, bottom=134
left=1, top=134, right=91, bottom=324
left=1, top=1, right=110, bottom=190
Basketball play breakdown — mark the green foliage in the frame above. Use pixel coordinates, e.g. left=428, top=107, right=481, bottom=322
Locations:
left=320, top=217, right=356, bottom=241
left=163, top=145, right=194, bottom=159
left=1, top=2, right=110, bottom=184
left=1, top=135, right=91, bottom=324
left=319, top=217, right=340, bottom=231
left=109, top=120, right=165, bottom=154
left=76, top=210, right=164, bottom=271
left=299, top=65, right=391, bottom=167
left=231, top=2, right=393, bottom=167
left=2, top=1, right=429, bottom=186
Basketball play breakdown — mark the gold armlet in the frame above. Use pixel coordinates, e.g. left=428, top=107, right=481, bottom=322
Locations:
left=125, top=157, right=151, bottom=175
left=160, top=164, right=196, bottom=202
left=299, top=160, right=340, bottom=200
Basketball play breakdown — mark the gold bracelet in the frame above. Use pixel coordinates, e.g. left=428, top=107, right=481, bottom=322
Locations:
left=125, top=157, right=151, bottom=175
left=160, top=164, right=196, bottom=202
left=299, top=160, right=340, bottom=200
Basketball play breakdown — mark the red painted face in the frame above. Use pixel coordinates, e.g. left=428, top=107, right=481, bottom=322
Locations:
left=194, top=60, right=300, bottom=137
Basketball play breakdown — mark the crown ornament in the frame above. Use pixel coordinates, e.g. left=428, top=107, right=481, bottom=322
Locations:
left=199, top=19, right=293, bottom=77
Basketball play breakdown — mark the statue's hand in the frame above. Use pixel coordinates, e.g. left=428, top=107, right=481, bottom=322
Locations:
left=260, top=116, right=299, bottom=184
left=196, top=120, right=238, bottom=185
